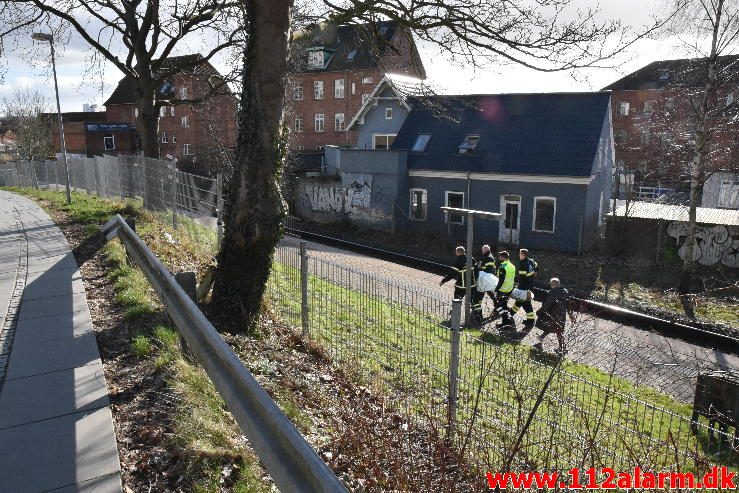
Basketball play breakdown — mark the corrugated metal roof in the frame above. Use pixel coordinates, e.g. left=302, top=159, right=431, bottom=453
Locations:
left=610, top=201, right=739, bottom=226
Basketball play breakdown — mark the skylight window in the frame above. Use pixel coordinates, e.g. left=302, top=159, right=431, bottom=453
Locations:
left=458, top=134, right=480, bottom=153
left=346, top=49, right=357, bottom=61
left=412, top=134, right=431, bottom=152
left=308, top=50, right=324, bottom=68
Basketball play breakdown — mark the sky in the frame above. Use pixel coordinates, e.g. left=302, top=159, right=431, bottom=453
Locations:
left=0, top=0, right=693, bottom=112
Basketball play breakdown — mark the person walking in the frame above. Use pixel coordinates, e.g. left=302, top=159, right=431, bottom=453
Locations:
left=510, top=248, right=539, bottom=329
left=440, top=246, right=483, bottom=324
left=533, top=277, right=575, bottom=355
left=493, top=250, right=516, bottom=329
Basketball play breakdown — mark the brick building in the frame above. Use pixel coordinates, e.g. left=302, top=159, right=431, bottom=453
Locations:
left=104, top=54, right=238, bottom=164
left=288, top=21, right=426, bottom=152
left=46, top=112, right=137, bottom=158
left=603, top=56, right=739, bottom=200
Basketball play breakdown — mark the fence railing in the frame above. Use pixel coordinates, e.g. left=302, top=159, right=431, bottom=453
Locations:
left=269, top=241, right=738, bottom=475
left=100, top=215, right=347, bottom=493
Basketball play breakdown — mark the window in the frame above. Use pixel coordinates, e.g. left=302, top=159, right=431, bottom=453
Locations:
left=665, top=98, right=676, bottom=111
left=458, top=134, right=480, bottom=153
left=444, top=192, right=464, bottom=224
left=159, top=106, right=167, bottom=117
left=180, top=87, right=188, bottom=99
left=718, top=181, right=739, bottom=208
left=314, top=80, right=324, bottom=100
left=727, top=92, right=734, bottom=107
left=334, top=113, right=345, bottom=131
left=308, top=50, right=323, bottom=68
left=316, top=145, right=324, bottom=150
left=362, top=94, right=371, bottom=104
left=314, top=113, right=324, bottom=132
left=172, top=132, right=177, bottom=143
left=161, top=131, right=168, bottom=143
left=362, top=76, right=373, bottom=84
left=615, top=129, right=628, bottom=145
left=409, top=188, right=427, bottom=221
left=412, top=134, right=431, bottom=152
left=293, top=84, right=304, bottom=101
left=103, top=134, right=115, bottom=150
left=295, top=115, right=304, bottom=133
left=641, top=129, right=651, bottom=146
left=334, top=79, right=345, bottom=99
left=373, top=134, right=396, bottom=150
left=533, top=197, right=556, bottom=233
left=134, top=107, right=138, bottom=118
left=181, top=116, right=189, bottom=128
left=351, top=82, right=356, bottom=95
left=170, top=106, right=175, bottom=117
left=385, top=107, right=393, bottom=119
left=297, top=145, right=304, bottom=151
left=183, top=144, right=192, bottom=155
left=618, top=101, right=630, bottom=116
left=644, top=100, right=655, bottom=114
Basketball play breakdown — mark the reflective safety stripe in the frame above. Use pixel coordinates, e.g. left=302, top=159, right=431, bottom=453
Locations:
left=526, top=312, right=536, bottom=319
left=499, top=261, right=515, bottom=293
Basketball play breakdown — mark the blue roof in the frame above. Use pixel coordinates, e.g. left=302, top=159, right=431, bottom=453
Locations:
left=392, top=93, right=611, bottom=176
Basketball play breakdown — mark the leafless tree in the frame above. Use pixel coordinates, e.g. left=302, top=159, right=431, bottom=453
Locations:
left=0, top=0, right=244, bottom=158
left=211, top=0, right=672, bottom=330
left=2, top=87, right=52, bottom=160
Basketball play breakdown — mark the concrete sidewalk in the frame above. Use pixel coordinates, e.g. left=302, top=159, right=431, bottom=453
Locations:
left=0, top=191, right=121, bottom=492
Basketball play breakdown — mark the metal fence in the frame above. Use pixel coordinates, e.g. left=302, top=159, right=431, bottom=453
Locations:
left=269, top=241, right=738, bottom=477
left=0, top=157, right=222, bottom=248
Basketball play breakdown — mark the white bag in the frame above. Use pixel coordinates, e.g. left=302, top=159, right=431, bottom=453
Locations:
left=477, top=271, right=499, bottom=292
left=512, top=288, right=531, bottom=302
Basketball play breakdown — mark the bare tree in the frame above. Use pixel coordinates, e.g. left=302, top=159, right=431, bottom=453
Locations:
left=0, top=0, right=244, bottom=158
left=211, top=0, right=669, bottom=329
left=2, top=87, right=52, bottom=160
left=666, top=0, right=739, bottom=314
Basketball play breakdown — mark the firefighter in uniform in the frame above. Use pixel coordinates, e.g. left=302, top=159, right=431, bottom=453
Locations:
left=478, top=244, right=497, bottom=310
left=440, top=246, right=483, bottom=324
left=511, top=248, right=539, bottom=328
left=494, top=251, right=516, bottom=328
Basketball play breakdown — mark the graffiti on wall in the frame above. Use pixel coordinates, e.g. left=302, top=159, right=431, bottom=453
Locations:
left=304, top=176, right=375, bottom=215
left=666, top=222, right=739, bottom=268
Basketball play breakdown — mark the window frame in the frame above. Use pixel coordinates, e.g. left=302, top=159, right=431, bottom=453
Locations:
left=362, top=76, right=373, bottom=84
left=615, top=129, right=628, bottom=145
left=183, top=144, right=192, bottom=155
left=161, top=131, right=168, bottom=143
left=411, top=134, right=432, bottom=152
left=334, top=112, right=345, bottom=131
left=172, top=132, right=177, bottom=143
left=293, top=84, right=304, bottom=101
left=618, top=101, right=630, bottom=116
left=718, top=180, right=739, bottom=208
left=372, top=133, right=397, bottom=150
left=643, top=100, right=655, bottom=114
left=409, top=188, right=428, bottom=221
left=444, top=191, right=465, bottom=225
left=295, top=115, right=304, bottom=133
left=532, top=196, right=557, bottom=233
left=314, top=113, right=325, bottom=133
left=313, top=80, right=324, bottom=100
left=385, top=107, right=393, bottom=119
left=159, top=106, right=166, bottom=117
left=334, top=79, right=345, bottom=99
left=180, top=87, right=188, bottom=99
left=181, top=115, right=189, bottom=128
left=308, top=50, right=323, bottom=68
left=103, top=134, right=116, bottom=151
left=170, top=106, right=175, bottom=117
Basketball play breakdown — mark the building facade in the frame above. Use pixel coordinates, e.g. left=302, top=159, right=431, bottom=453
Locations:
left=287, top=21, right=425, bottom=152
left=603, top=56, right=739, bottom=202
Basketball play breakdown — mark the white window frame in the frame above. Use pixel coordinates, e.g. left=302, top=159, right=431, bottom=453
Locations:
left=385, top=107, right=393, bottom=119
left=314, top=80, right=324, bottom=100
left=172, top=131, right=177, bottom=143
left=183, top=144, right=192, bottom=155
left=295, top=115, right=304, bottom=133
left=718, top=180, right=739, bottom=208
left=334, top=79, right=345, bottom=99
left=308, top=50, right=323, bottom=68
left=351, top=82, right=356, bottom=95
left=643, top=100, right=655, bottom=114
left=297, top=145, right=304, bottom=151
left=618, top=101, right=630, bottom=116
left=314, top=113, right=325, bottom=133
left=362, top=76, right=373, bottom=84
left=180, top=87, right=188, bottom=99
left=181, top=116, right=189, bottom=128
left=532, top=196, right=557, bottom=233
left=444, top=191, right=465, bottom=225
left=409, top=188, right=428, bottom=221
left=170, top=106, right=175, bottom=117
left=334, top=113, right=345, bottom=131
left=161, top=131, right=168, bottom=143
left=372, top=133, right=396, bottom=150
left=159, top=106, right=166, bottom=117
left=293, top=84, right=304, bottom=101
left=103, top=134, right=115, bottom=151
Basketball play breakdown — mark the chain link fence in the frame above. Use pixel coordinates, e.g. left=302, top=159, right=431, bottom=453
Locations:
left=269, top=241, right=739, bottom=477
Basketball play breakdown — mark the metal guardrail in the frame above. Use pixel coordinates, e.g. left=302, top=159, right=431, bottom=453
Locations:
left=100, top=214, right=347, bottom=493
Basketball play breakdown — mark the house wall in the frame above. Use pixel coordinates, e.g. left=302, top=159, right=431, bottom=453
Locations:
left=582, top=108, right=614, bottom=248
left=702, top=171, right=739, bottom=208
left=355, top=87, right=410, bottom=149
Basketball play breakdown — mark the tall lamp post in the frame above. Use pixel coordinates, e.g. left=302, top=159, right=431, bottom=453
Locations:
left=32, top=32, right=71, bottom=204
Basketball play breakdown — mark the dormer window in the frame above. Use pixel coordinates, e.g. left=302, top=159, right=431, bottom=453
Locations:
left=412, top=134, right=431, bottom=152
left=458, top=134, right=480, bottom=154
left=308, top=50, right=324, bottom=68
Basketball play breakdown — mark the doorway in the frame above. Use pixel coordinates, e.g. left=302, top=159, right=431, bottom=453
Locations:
left=499, top=195, right=521, bottom=246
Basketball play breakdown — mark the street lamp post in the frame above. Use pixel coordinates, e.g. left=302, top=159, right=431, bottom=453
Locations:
left=32, top=32, right=71, bottom=204
left=441, top=207, right=501, bottom=326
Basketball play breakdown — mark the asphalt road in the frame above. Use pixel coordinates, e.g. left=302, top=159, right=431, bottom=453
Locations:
left=280, top=234, right=739, bottom=402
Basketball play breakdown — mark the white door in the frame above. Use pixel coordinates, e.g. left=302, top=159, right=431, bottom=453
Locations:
left=499, top=195, right=521, bottom=245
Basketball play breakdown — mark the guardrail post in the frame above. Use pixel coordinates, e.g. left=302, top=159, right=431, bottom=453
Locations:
left=174, top=271, right=197, bottom=361
left=216, top=172, right=224, bottom=246
left=448, top=299, right=462, bottom=442
left=300, top=241, right=309, bottom=340
left=124, top=217, right=136, bottom=266
left=171, top=165, right=178, bottom=230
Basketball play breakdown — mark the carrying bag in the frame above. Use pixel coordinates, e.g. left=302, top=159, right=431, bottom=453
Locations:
left=511, top=288, right=531, bottom=302
left=477, top=271, right=499, bottom=292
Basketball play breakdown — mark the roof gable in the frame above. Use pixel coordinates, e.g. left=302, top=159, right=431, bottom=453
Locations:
left=602, top=55, right=739, bottom=91
left=392, top=93, right=611, bottom=177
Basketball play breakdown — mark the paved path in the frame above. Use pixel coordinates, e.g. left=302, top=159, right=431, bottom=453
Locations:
left=0, top=191, right=121, bottom=493
left=280, top=235, right=739, bottom=402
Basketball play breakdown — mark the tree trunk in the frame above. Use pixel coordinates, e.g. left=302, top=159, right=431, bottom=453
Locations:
left=210, top=0, right=293, bottom=331
left=680, top=0, right=723, bottom=317
left=136, top=88, right=160, bottom=158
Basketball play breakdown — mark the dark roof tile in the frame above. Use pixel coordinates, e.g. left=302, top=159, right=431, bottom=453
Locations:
left=602, top=55, right=739, bottom=91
